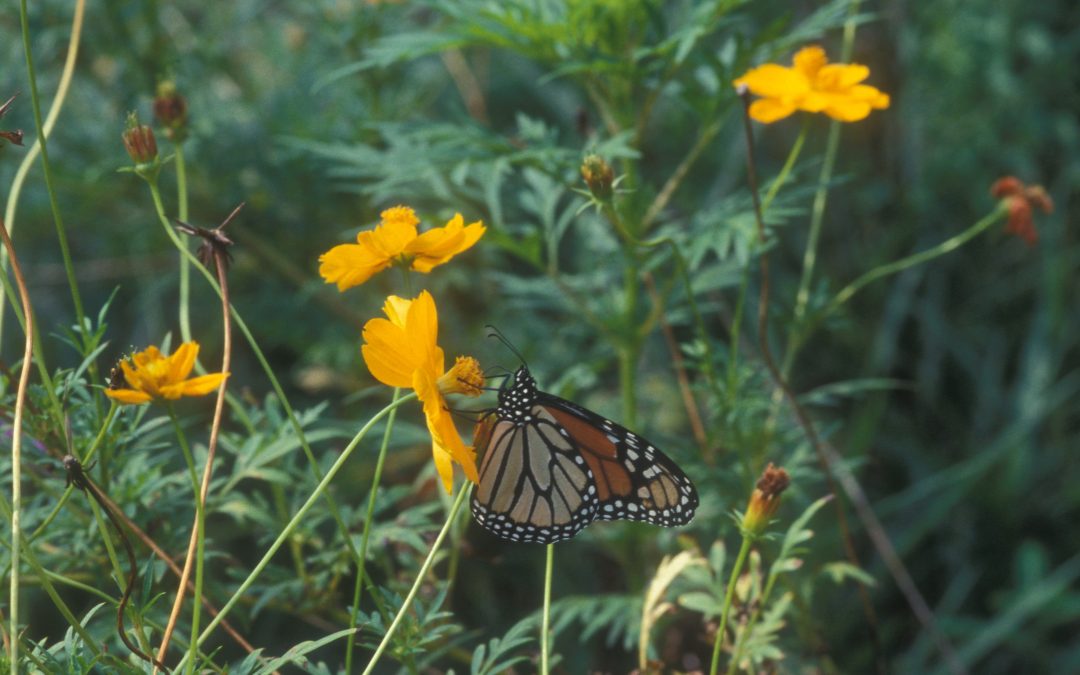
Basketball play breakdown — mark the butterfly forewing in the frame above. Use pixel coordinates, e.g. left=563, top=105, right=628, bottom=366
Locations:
left=471, top=365, right=698, bottom=544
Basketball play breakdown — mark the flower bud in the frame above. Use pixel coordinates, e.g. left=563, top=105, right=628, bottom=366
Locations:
left=741, top=463, right=790, bottom=537
left=122, top=112, right=158, bottom=165
left=581, top=154, right=615, bottom=202
left=153, top=80, right=188, bottom=142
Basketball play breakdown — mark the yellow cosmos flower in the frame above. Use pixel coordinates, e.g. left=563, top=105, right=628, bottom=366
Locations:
left=319, top=205, right=486, bottom=291
left=734, top=45, right=890, bottom=123
left=105, top=342, right=228, bottom=405
left=361, top=291, right=484, bottom=493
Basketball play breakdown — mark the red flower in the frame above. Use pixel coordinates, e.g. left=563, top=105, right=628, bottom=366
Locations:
left=991, top=177, right=1053, bottom=246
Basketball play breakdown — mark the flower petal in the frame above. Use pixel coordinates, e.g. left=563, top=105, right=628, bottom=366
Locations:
left=105, top=388, right=153, bottom=405
left=360, top=218, right=417, bottom=258
left=406, top=214, right=486, bottom=273
left=162, top=372, right=228, bottom=398
left=748, top=98, right=798, bottom=123
left=169, top=342, right=200, bottom=383
left=382, top=295, right=413, bottom=328
left=793, top=45, right=828, bottom=77
left=319, top=243, right=391, bottom=291
left=414, top=368, right=479, bottom=490
left=734, top=64, right=809, bottom=99
left=361, top=318, right=420, bottom=388
left=816, top=63, right=869, bottom=90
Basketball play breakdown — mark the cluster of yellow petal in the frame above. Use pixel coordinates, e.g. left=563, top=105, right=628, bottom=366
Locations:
left=106, top=342, right=227, bottom=405
left=362, top=291, right=483, bottom=493
left=735, top=45, right=890, bottom=123
left=319, top=205, right=485, bottom=291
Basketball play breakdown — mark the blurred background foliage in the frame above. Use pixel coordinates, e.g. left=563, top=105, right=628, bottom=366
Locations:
left=0, top=0, right=1077, bottom=672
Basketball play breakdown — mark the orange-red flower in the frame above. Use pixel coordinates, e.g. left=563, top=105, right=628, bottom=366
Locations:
left=361, top=291, right=483, bottom=493
left=991, top=176, right=1053, bottom=246
left=734, top=46, right=890, bottom=123
left=319, top=205, right=485, bottom=291
left=105, top=342, right=227, bottom=405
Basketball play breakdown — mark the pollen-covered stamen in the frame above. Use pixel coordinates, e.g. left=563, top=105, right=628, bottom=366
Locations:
left=439, top=356, right=485, bottom=397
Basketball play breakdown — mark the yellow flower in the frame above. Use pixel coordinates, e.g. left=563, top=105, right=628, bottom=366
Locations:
left=361, top=291, right=484, bottom=493
left=734, top=45, right=890, bottom=123
left=105, top=342, right=228, bottom=405
left=319, top=205, right=486, bottom=291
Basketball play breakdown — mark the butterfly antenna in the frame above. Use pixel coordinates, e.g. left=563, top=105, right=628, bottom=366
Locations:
left=485, top=324, right=528, bottom=367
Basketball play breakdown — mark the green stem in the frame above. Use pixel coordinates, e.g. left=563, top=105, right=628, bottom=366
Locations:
left=145, top=180, right=363, bottom=585
left=360, top=485, right=472, bottom=675
left=345, top=388, right=402, bottom=673
left=18, top=0, right=86, bottom=335
left=726, top=563, right=783, bottom=675
left=541, top=543, right=555, bottom=675
left=725, top=123, right=807, bottom=402
left=709, top=536, right=752, bottom=675
left=176, top=144, right=193, bottom=343
left=173, top=393, right=416, bottom=672
left=779, top=2, right=862, bottom=382
left=796, top=204, right=1008, bottom=352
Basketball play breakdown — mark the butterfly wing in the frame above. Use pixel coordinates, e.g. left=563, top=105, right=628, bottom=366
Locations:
left=537, top=394, right=699, bottom=528
left=471, top=412, right=599, bottom=544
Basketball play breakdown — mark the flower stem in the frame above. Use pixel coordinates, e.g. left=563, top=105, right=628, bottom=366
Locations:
left=1, top=215, right=33, bottom=671
left=794, top=204, right=1009, bottom=353
left=172, top=393, right=417, bottom=672
left=176, top=144, right=193, bottom=343
left=18, top=0, right=86, bottom=337
left=360, top=485, right=472, bottom=675
left=0, top=0, right=85, bottom=347
left=541, top=543, right=555, bottom=675
left=725, top=122, right=807, bottom=403
left=709, top=535, right=752, bottom=675
left=345, top=387, right=402, bottom=674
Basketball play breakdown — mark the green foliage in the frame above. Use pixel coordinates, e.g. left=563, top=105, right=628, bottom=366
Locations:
left=0, top=0, right=1076, bottom=672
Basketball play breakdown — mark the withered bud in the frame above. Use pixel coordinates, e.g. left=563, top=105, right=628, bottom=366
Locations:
left=175, top=202, right=244, bottom=269
left=0, top=93, right=23, bottom=148
left=581, top=154, right=615, bottom=202
left=122, top=112, right=158, bottom=165
left=991, top=176, right=1053, bottom=247
left=154, top=80, right=188, bottom=142
left=741, top=463, right=790, bottom=536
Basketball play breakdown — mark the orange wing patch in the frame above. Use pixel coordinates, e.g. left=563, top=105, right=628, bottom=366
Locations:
left=545, top=406, right=631, bottom=500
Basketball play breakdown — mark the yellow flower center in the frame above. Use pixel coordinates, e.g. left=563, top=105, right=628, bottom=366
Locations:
left=438, top=356, right=485, bottom=397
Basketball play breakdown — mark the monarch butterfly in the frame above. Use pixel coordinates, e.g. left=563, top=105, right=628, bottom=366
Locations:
left=471, top=365, right=699, bottom=544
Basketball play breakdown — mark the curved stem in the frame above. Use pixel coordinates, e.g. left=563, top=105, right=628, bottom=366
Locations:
left=18, top=0, right=86, bottom=333
left=360, top=485, right=472, bottom=675
left=1, top=0, right=85, bottom=345
left=345, top=388, right=402, bottom=673
left=1, top=216, right=33, bottom=671
left=708, top=536, right=752, bottom=675
left=541, top=543, right=555, bottom=675
left=173, top=393, right=417, bottom=672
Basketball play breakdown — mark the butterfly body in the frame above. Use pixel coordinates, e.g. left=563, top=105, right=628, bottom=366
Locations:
left=471, top=366, right=699, bottom=544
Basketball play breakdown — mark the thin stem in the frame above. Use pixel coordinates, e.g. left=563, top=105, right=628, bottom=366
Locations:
left=709, top=536, right=752, bottom=675
left=541, top=543, right=555, bottom=675
left=1, top=217, right=33, bottom=671
left=345, top=388, right=402, bottom=673
left=779, top=1, right=861, bottom=381
left=173, top=393, right=417, bottom=672
left=725, top=121, right=807, bottom=403
left=18, top=0, right=86, bottom=334
left=0, top=0, right=85, bottom=346
left=642, top=119, right=723, bottom=231
left=176, top=145, right=192, bottom=343
left=145, top=181, right=365, bottom=590
left=360, top=485, right=472, bottom=675
left=157, top=239, right=233, bottom=672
